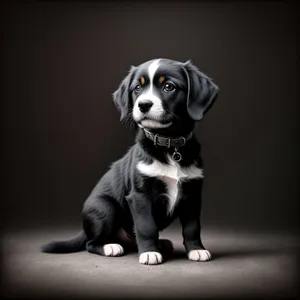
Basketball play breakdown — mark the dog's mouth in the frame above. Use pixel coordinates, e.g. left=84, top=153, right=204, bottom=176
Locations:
left=137, top=118, right=172, bottom=129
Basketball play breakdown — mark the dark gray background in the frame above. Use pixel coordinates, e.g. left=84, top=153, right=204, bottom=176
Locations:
left=2, top=1, right=299, bottom=233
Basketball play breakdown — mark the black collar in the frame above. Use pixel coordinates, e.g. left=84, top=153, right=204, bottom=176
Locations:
left=143, top=129, right=193, bottom=149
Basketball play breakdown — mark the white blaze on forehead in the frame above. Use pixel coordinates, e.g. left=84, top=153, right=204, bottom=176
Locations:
left=148, top=59, right=161, bottom=83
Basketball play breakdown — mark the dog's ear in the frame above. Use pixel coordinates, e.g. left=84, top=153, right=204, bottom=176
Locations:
left=113, top=65, right=136, bottom=122
left=182, top=60, right=219, bottom=121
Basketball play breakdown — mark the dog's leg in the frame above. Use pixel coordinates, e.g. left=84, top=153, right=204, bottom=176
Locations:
left=158, top=239, right=174, bottom=256
left=126, top=192, right=163, bottom=265
left=83, top=195, right=124, bottom=257
left=179, top=195, right=212, bottom=262
left=123, top=238, right=174, bottom=256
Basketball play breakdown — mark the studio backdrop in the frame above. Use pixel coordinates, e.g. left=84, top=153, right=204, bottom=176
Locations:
left=2, top=1, right=299, bottom=233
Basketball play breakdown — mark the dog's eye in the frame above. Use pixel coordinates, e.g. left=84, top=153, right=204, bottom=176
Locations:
left=163, top=83, right=175, bottom=92
left=134, top=84, right=142, bottom=92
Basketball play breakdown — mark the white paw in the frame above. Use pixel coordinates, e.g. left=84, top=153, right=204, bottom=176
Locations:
left=188, top=249, right=212, bottom=261
left=103, top=244, right=124, bottom=257
left=139, top=251, right=163, bottom=265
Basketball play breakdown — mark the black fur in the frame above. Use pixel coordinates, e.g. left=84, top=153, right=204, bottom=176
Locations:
left=41, top=58, right=219, bottom=263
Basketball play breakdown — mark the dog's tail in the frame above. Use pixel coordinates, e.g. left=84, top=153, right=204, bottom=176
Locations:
left=41, top=230, right=87, bottom=253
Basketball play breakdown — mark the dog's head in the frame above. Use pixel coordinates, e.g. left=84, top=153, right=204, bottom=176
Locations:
left=113, top=58, right=219, bottom=135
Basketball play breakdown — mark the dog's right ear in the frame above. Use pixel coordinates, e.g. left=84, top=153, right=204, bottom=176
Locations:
left=112, top=65, right=136, bottom=122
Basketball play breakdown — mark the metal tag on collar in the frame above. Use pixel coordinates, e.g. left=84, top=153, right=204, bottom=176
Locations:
left=172, top=147, right=182, bottom=162
left=153, top=134, right=158, bottom=146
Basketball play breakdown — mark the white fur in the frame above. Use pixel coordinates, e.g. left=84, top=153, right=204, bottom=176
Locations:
left=133, top=59, right=167, bottom=125
left=188, top=249, right=212, bottom=261
left=103, top=243, right=124, bottom=257
left=137, top=157, right=204, bottom=214
left=140, top=119, right=172, bottom=129
left=139, top=251, right=163, bottom=265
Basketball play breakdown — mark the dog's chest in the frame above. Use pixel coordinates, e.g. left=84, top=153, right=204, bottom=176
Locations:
left=137, top=157, right=204, bottom=214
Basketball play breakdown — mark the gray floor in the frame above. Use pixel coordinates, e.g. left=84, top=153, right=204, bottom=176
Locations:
left=1, top=227, right=299, bottom=299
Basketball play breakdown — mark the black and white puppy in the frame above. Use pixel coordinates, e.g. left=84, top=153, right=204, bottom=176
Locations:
left=42, top=58, right=219, bottom=265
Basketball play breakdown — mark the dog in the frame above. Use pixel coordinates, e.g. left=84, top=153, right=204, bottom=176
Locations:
left=41, top=58, right=219, bottom=265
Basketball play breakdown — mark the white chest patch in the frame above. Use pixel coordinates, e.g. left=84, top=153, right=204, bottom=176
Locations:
left=136, top=157, right=204, bottom=214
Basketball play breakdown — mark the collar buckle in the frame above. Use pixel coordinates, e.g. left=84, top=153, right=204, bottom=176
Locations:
left=181, top=136, right=186, bottom=146
left=153, top=134, right=158, bottom=146
left=167, top=138, right=171, bottom=148
left=174, top=136, right=186, bottom=148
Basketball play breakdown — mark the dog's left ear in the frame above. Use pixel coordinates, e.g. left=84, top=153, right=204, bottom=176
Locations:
left=182, top=60, right=219, bottom=121
left=113, top=65, right=136, bottom=122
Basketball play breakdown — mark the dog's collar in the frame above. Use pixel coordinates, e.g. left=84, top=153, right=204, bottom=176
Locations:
left=143, top=129, right=193, bottom=148
left=143, top=129, right=193, bottom=162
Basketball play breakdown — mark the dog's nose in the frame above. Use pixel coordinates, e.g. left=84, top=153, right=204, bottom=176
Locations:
left=138, top=100, right=153, bottom=113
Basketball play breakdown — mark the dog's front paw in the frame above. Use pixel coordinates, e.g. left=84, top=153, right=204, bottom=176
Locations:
left=103, top=244, right=124, bottom=257
left=188, top=249, right=212, bottom=261
left=139, top=251, right=163, bottom=265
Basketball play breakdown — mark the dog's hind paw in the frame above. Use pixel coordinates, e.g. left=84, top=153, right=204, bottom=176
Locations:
left=139, top=251, right=163, bottom=265
left=188, top=249, right=212, bottom=261
left=103, top=244, right=124, bottom=257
